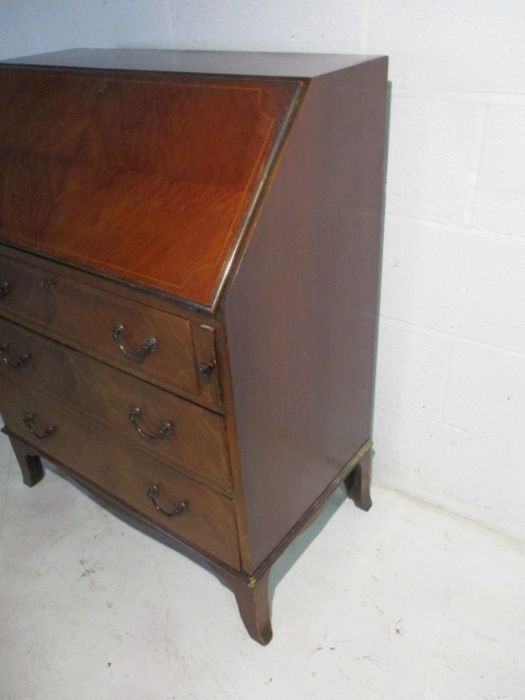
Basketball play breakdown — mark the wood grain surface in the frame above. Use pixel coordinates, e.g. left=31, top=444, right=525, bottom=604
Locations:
left=0, top=381, right=240, bottom=568
left=0, top=49, right=388, bottom=643
left=0, top=317, right=231, bottom=491
left=0, top=253, right=203, bottom=399
left=0, top=66, right=297, bottom=306
left=224, top=58, right=388, bottom=570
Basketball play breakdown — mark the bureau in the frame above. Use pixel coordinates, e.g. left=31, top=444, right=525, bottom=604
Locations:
left=0, top=49, right=388, bottom=644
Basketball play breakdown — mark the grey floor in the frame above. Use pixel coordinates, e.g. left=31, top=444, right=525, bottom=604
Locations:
left=1, top=430, right=524, bottom=700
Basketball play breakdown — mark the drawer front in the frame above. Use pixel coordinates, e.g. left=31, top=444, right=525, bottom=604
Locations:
left=0, top=318, right=230, bottom=491
left=0, top=254, right=219, bottom=404
left=0, top=382, right=240, bottom=569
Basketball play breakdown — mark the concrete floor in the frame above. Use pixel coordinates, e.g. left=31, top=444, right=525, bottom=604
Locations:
left=1, top=431, right=524, bottom=700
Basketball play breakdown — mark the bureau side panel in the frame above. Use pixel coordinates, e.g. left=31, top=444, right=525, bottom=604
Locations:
left=223, top=59, right=388, bottom=571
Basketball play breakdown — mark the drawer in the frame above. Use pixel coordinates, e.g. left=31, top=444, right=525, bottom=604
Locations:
left=0, top=254, right=220, bottom=406
left=0, top=382, right=240, bottom=569
left=0, top=318, right=231, bottom=492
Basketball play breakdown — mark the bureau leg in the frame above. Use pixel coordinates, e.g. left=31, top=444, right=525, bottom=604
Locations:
left=344, top=450, right=372, bottom=511
left=8, top=436, right=45, bottom=487
left=231, top=571, right=272, bottom=646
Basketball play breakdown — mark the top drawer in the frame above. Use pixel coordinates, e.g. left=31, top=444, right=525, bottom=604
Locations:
left=0, top=254, right=221, bottom=407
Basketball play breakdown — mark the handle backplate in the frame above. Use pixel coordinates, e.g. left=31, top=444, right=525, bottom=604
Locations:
left=111, top=323, right=157, bottom=363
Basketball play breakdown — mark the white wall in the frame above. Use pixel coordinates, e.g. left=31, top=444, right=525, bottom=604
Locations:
left=1, top=1, right=524, bottom=539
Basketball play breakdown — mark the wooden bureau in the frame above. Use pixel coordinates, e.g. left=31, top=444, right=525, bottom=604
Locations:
left=0, top=49, right=388, bottom=644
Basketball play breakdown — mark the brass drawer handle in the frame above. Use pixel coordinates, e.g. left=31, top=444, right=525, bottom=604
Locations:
left=111, top=323, right=158, bottom=363
left=145, top=484, right=188, bottom=517
left=0, top=280, right=11, bottom=297
left=23, top=412, right=56, bottom=440
left=0, top=343, right=31, bottom=368
left=197, top=362, right=216, bottom=380
left=128, top=406, right=172, bottom=441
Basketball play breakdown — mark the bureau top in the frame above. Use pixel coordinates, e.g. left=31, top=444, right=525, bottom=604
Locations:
left=0, top=49, right=386, bottom=311
left=4, top=48, right=379, bottom=78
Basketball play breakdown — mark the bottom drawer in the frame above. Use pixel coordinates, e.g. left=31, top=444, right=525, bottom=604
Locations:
left=0, top=381, right=240, bottom=569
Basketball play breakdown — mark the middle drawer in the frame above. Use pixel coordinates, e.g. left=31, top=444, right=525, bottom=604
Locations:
left=0, top=318, right=231, bottom=492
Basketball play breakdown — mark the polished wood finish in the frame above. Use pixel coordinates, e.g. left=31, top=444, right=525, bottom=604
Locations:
left=3, top=424, right=272, bottom=644
left=0, top=253, right=208, bottom=401
left=0, top=318, right=230, bottom=491
left=0, top=49, right=388, bottom=644
left=224, top=57, right=388, bottom=570
left=1, top=381, right=239, bottom=567
left=0, top=66, right=297, bottom=307
left=231, top=572, right=272, bottom=646
left=6, top=48, right=383, bottom=77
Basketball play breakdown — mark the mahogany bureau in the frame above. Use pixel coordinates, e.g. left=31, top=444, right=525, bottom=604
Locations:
left=0, top=49, right=388, bottom=644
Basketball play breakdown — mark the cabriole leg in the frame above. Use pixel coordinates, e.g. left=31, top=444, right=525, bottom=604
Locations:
left=344, top=449, right=372, bottom=511
left=231, top=570, right=272, bottom=645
